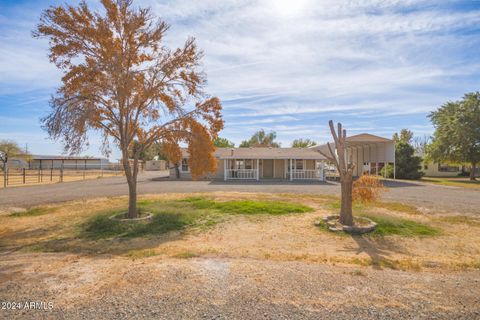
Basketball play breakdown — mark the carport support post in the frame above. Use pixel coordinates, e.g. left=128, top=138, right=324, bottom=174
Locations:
left=393, top=144, right=396, bottom=179
left=256, top=159, right=259, bottom=181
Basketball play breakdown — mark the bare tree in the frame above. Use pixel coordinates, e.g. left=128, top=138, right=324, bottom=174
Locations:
left=317, top=121, right=355, bottom=226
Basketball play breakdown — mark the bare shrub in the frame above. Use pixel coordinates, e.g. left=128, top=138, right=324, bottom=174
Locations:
left=353, top=175, right=386, bottom=205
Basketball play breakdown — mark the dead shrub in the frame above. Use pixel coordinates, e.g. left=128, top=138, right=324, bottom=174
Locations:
left=353, top=175, right=386, bottom=205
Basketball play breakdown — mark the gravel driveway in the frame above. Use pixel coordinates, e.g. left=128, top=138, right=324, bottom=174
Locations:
left=1, top=254, right=479, bottom=320
left=0, top=171, right=479, bottom=215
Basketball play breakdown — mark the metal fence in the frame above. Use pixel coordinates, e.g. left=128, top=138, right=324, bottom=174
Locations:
left=1, top=164, right=124, bottom=188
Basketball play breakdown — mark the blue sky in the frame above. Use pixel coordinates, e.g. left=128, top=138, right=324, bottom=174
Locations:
left=1, top=0, right=480, bottom=160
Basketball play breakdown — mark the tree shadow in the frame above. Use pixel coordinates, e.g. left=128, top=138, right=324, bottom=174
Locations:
left=381, top=180, right=422, bottom=188
left=339, top=234, right=410, bottom=270
left=0, top=213, right=191, bottom=257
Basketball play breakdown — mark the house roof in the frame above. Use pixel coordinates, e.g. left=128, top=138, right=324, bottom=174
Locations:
left=182, top=148, right=326, bottom=160
left=345, top=133, right=393, bottom=145
left=32, top=155, right=107, bottom=161
left=314, top=133, right=393, bottom=151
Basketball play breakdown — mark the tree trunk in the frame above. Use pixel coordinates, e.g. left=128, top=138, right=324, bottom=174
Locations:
left=122, top=155, right=138, bottom=219
left=470, top=163, right=477, bottom=181
left=127, top=177, right=137, bottom=218
left=175, top=164, right=180, bottom=179
left=339, top=174, right=354, bottom=226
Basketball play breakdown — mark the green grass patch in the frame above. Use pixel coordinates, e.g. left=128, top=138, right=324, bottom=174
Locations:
left=362, top=214, right=440, bottom=237
left=181, top=197, right=314, bottom=215
left=316, top=213, right=439, bottom=237
left=10, top=207, right=56, bottom=217
left=81, top=197, right=313, bottom=240
left=173, top=251, right=200, bottom=259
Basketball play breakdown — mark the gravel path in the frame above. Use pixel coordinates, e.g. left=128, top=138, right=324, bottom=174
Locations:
left=0, top=171, right=479, bottom=214
left=0, top=253, right=479, bottom=320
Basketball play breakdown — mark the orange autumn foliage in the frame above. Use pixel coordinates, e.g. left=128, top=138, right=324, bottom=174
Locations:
left=352, top=175, right=386, bottom=205
left=34, top=0, right=223, bottom=217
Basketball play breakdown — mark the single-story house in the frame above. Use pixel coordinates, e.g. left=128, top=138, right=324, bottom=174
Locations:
left=421, top=161, right=462, bottom=177
left=145, top=160, right=167, bottom=171
left=170, top=133, right=396, bottom=181
left=171, top=147, right=327, bottom=181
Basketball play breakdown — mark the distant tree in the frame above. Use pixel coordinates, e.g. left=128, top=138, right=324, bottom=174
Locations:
left=391, top=129, right=423, bottom=180
left=291, top=138, right=317, bottom=148
left=0, top=140, right=29, bottom=170
left=413, top=135, right=431, bottom=155
left=131, top=140, right=165, bottom=161
left=392, top=129, right=413, bottom=144
left=240, top=129, right=280, bottom=147
left=34, top=0, right=223, bottom=218
left=428, top=92, right=480, bottom=181
left=395, top=143, right=423, bottom=179
left=214, top=137, right=235, bottom=148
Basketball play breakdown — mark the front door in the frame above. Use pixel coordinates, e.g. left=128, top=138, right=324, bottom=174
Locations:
left=263, top=159, right=274, bottom=178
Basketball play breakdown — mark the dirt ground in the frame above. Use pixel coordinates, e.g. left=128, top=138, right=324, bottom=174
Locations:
left=0, top=192, right=479, bottom=319
left=1, top=254, right=479, bottom=319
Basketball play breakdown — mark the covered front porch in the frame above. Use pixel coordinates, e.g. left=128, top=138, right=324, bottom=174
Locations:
left=222, top=159, right=325, bottom=181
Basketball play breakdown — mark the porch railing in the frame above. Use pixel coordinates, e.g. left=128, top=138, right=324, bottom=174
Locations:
left=226, top=169, right=258, bottom=180
left=290, top=169, right=323, bottom=180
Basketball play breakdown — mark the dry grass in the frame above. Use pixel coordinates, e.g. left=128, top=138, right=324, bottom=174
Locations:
left=421, top=177, right=480, bottom=189
left=0, top=192, right=479, bottom=272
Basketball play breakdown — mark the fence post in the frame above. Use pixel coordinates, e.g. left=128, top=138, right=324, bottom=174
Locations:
left=50, top=168, right=53, bottom=181
left=60, top=164, right=64, bottom=182
left=23, top=168, right=26, bottom=184
left=3, top=167, right=7, bottom=188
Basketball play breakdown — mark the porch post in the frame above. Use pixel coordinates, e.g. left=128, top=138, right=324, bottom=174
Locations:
left=256, top=159, right=259, bottom=181
left=290, top=159, right=293, bottom=181
left=224, top=159, right=227, bottom=181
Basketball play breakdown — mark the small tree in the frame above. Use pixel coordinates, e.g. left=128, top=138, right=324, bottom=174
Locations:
left=0, top=140, right=28, bottom=170
left=428, top=92, right=480, bottom=180
left=395, top=143, right=423, bottom=179
left=214, top=137, right=235, bottom=148
left=291, top=138, right=317, bottom=148
left=240, top=129, right=280, bottom=148
left=318, top=121, right=355, bottom=226
left=380, top=164, right=394, bottom=178
left=35, top=0, right=223, bottom=218
left=392, top=129, right=413, bottom=144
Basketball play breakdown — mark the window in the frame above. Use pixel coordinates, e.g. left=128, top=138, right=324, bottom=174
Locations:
left=295, top=159, right=304, bottom=170
left=438, top=164, right=459, bottom=172
left=235, top=160, right=245, bottom=169
left=245, top=159, right=253, bottom=170
left=181, top=158, right=189, bottom=172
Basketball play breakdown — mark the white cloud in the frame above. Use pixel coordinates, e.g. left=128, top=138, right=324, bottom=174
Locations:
left=1, top=0, right=480, bottom=154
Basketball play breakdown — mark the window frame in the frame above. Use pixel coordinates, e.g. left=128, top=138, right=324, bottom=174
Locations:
left=181, top=158, right=189, bottom=172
